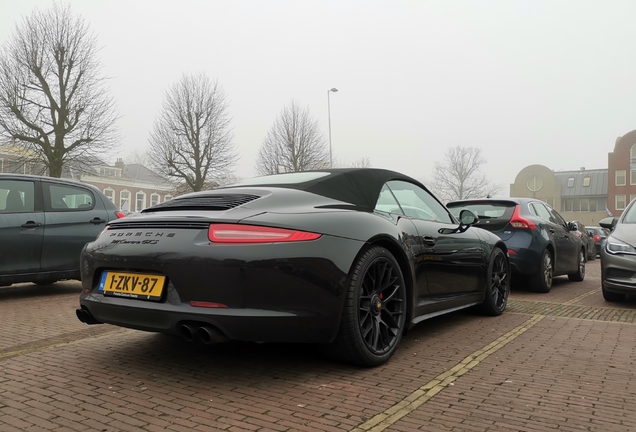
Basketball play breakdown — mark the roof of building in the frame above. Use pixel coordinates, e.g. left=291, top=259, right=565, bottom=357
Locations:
left=122, top=163, right=167, bottom=185
left=554, top=168, right=607, bottom=197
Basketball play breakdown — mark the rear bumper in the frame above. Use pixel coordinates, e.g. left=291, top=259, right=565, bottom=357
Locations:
left=79, top=231, right=365, bottom=343
left=78, top=296, right=336, bottom=342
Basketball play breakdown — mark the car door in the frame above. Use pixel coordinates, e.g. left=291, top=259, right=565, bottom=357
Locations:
left=385, top=180, right=485, bottom=301
left=40, top=181, right=109, bottom=272
left=546, top=205, right=580, bottom=273
left=0, top=178, right=44, bottom=275
left=530, top=202, right=577, bottom=274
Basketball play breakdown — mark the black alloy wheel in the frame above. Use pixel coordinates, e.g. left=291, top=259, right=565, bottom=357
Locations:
left=568, top=249, right=586, bottom=282
left=480, top=248, right=510, bottom=316
left=329, top=246, right=406, bottom=367
left=534, top=249, right=553, bottom=293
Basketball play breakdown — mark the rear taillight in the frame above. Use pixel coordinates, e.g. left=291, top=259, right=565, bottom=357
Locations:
left=115, top=211, right=125, bottom=218
left=208, top=224, right=322, bottom=243
left=509, top=205, right=536, bottom=230
left=593, top=234, right=601, bottom=242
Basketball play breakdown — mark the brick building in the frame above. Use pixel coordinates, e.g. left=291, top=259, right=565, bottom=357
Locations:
left=607, top=129, right=636, bottom=216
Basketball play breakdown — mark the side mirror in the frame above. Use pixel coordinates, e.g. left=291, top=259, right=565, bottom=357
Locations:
left=438, top=209, right=479, bottom=234
left=567, top=222, right=577, bottom=231
left=599, top=217, right=617, bottom=231
left=459, top=209, right=479, bottom=226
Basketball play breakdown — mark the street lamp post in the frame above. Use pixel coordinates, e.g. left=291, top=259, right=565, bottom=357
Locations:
left=327, top=88, right=338, bottom=168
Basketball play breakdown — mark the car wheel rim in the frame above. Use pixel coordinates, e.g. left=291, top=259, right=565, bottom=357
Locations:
left=544, top=253, right=553, bottom=287
left=358, top=257, right=405, bottom=355
left=491, top=252, right=509, bottom=310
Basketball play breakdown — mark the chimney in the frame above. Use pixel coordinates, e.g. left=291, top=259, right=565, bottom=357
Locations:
left=580, top=167, right=585, bottom=171
left=115, top=158, right=124, bottom=169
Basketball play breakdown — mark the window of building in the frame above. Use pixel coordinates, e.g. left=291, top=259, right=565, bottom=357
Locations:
left=567, top=177, right=574, bottom=188
left=164, top=195, right=173, bottom=202
left=580, top=199, right=589, bottom=212
left=616, top=170, right=627, bottom=186
left=631, top=194, right=636, bottom=205
left=120, top=190, right=131, bottom=212
left=103, top=188, right=115, bottom=203
left=631, top=144, right=636, bottom=161
left=631, top=170, right=636, bottom=186
left=616, top=195, right=626, bottom=211
left=590, top=199, right=597, bottom=212
left=136, top=191, right=146, bottom=212
left=99, top=167, right=122, bottom=177
left=150, top=193, right=160, bottom=207
left=564, top=199, right=573, bottom=212
left=544, top=198, right=555, bottom=208
left=582, top=176, right=591, bottom=187
left=0, top=158, right=3, bottom=173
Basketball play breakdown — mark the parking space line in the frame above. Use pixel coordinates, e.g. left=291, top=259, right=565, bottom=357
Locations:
left=350, top=314, right=544, bottom=432
left=563, top=287, right=601, bottom=305
left=0, top=328, right=134, bottom=361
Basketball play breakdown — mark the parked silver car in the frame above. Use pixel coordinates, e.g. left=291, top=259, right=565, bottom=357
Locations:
left=599, top=201, right=636, bottom=302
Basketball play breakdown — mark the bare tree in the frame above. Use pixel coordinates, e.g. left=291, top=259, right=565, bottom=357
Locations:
left=148, top=73, right=237, bottom=192
left=0, top=3, right=118, bottom=178
left=124, top=148, right=149, bottom=166
left=255, top=101, right=329, bottom=176
left=351, top=157, right=371, bottom=168
left=430, top=146, right=503, bottom=202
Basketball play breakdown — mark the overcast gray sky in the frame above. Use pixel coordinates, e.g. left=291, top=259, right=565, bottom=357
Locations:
left=2, top=0, right=635, bottom=192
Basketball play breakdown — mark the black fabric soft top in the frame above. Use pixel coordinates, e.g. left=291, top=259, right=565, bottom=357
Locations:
left=230, top=168, right=426, bottom=211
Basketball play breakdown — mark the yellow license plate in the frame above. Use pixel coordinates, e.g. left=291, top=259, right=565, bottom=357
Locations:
left=101, top=271, right=166, bottom=301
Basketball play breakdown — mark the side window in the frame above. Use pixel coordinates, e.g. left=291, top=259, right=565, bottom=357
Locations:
left=530, top=202, right=552, bottom=221
left=0, top=180, right=35, bottom=213
left=375, top=185, right=404, bottom=215
left=386, top=180, right=453, bottom=223
left=548, top=207, right=567, bottom=226
left=46, top=183, right=94, bottom=211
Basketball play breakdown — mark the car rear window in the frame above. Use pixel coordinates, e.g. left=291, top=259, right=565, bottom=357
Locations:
left=447, top=202, right=516, bottom=231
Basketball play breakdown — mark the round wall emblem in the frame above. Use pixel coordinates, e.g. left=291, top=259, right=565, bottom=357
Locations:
left=527, top=176, right=543, bottom=192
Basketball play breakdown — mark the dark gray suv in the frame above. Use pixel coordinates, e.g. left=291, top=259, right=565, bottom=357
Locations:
left=0, top=174, right=123, bottom=287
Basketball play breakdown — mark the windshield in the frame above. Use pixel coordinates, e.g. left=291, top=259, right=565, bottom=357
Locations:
left=622, top=201, right=636, bottom=223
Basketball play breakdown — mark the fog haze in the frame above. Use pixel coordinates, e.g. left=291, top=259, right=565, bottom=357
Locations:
left=2, top=0, right=635, bottom=192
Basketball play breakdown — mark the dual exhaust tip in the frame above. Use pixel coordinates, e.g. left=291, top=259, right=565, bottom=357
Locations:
left=76, top=308, right=100, bottom=325
left=179, top=323, right=229, bottom=344
left=75, top=309, right=228, bottom=344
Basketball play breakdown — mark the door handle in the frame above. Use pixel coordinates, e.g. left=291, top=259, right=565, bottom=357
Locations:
left=422, top=235, right=436, bottom=246
left=21, top=221, right=42, bottom=229
left=90, top=217, right=106, bottom=225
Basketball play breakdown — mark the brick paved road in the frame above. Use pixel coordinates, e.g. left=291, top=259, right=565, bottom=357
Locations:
left=1, top=260, right=635, bottom=431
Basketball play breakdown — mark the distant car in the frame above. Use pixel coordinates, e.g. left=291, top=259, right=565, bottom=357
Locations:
left=570, top=221, right=596, bottom=261
left=586, top=226, right=610, bottom=257
left=599, top=202, right=636, bottom=302
left=446, top=198, right=585, bottom=293
left=76, top=169, right=510, bottom=367
left=0, top=174, right=123, bottom=286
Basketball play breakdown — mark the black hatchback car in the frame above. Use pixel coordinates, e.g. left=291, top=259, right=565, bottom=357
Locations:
left=0, top=174, right=123, bottom=286
left=447, top=198, right=585, bottom=292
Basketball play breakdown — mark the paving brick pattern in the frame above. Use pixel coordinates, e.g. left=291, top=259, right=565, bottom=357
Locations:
left=1, top=260, right=635, bottom=431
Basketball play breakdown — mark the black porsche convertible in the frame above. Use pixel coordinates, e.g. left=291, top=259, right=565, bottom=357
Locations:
left=77, top=169, right=510, bottom=366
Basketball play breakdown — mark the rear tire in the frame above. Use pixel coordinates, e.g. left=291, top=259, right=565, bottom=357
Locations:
left=568, top=249, right=585, bottom=282
left=480, top=248, right=510, bottom=316
left=327, top=246, right=407, bottom=367
left=533, top=249, right=553, bottom=293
